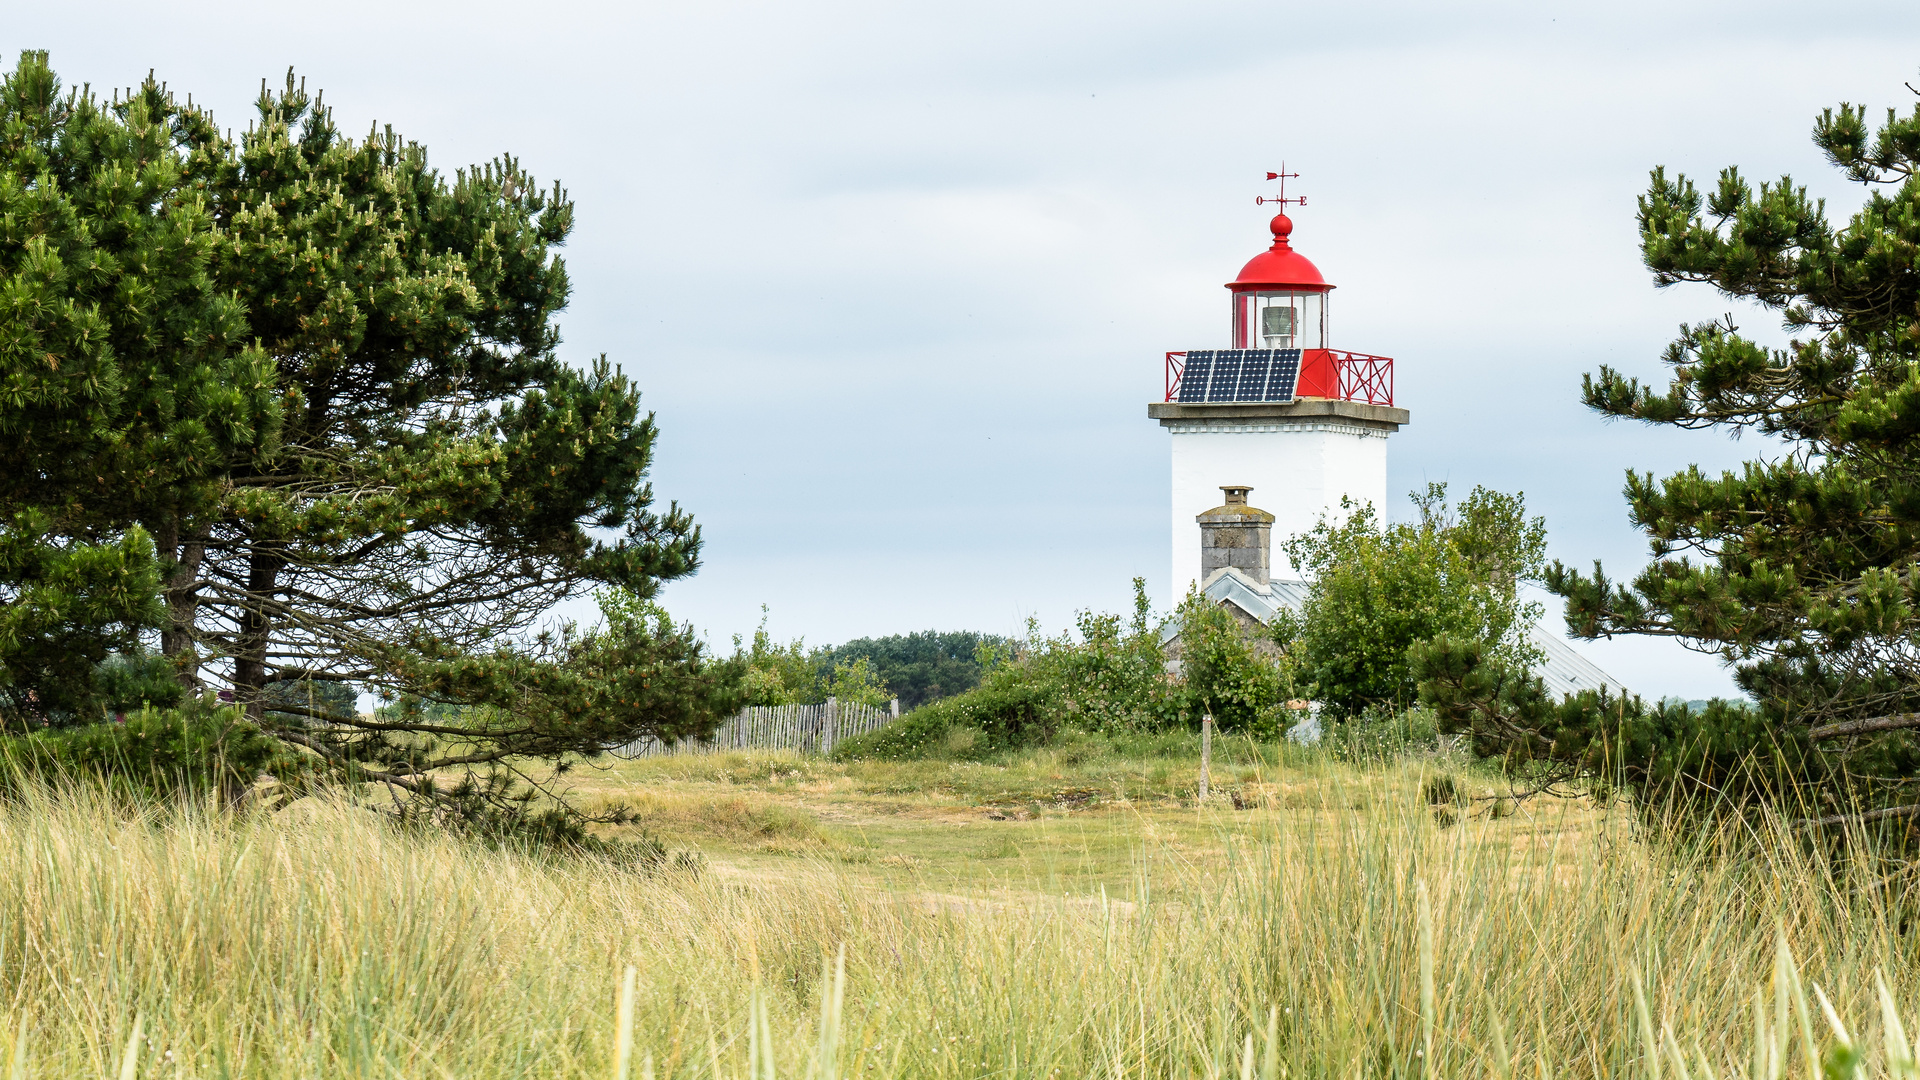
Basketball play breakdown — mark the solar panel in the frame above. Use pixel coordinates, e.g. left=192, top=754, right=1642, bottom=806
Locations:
left=1266, top=348, right=1301, bottom=401
left=1235, top=350, right=1273, bottom=401
left=1206, top=351, right=1242, bottom=402
left=1175, top=349, right=1304, bottom=403
left=1177, top=351, right=1214, bottom=403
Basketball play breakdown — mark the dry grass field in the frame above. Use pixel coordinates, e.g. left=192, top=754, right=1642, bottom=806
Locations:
left=2, top=740, right=1916, bottom=1077
left=567, top=744, right=1515, bottom=904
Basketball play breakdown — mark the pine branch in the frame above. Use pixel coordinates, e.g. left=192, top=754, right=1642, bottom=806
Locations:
left=1808, top=713, right=1920, bottom=739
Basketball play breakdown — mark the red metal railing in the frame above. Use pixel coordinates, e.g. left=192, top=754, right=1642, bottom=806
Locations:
left=1163, top=349, right=1394, bottom=406
left=1333, top=349, right=1394, bottom=406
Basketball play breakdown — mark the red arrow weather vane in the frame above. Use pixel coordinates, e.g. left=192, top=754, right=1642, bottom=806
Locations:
left=1256, top=164, right=1306, bottom=208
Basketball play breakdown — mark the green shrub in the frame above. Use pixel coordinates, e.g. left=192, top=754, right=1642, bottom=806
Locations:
left=838, top=578, right=1295, bottom=762
left=1283, top=484, right=1546, bottom=719
left=955, top=665, right=1061, bottom=750
left=830, top=703, right=965, bottom=761
left=833, top=653, right=1071, bottom=761
left=733, top=610, right=899, bottom=709
left=1321, top=704, right=1441, bottom=763
left=1175, top=590, right=1293, bottom=736
left=94, top=650, right=187, bottom=714
left=1046, top=585, right=1182, bottom=732
left=0, top=701, right=281, bottom=800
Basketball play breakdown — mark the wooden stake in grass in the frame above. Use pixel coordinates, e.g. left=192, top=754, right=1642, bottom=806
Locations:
left=1199, top=713, right=1213, bottom=805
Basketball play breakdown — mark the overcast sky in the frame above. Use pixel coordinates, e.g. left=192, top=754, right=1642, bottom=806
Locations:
left=12, top=1, right=1920, bottom=697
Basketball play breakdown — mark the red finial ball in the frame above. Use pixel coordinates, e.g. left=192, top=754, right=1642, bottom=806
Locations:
left=1269, top=213, right=1294, bottom=242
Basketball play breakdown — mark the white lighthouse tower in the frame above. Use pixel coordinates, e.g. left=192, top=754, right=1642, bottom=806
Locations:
left=1148, top=197, right=1408, bottom=599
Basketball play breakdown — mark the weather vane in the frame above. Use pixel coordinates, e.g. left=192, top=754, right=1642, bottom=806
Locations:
left=1256, top=165, right=1305, bottom=208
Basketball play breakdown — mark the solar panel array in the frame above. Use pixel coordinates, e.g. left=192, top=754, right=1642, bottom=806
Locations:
left=1175, top=349, right=1300, bottom=403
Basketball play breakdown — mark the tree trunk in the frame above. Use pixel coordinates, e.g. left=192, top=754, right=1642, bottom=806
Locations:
left=233, top=544, right=284, bottom=723
left=156, top=515, right=208, bottom=691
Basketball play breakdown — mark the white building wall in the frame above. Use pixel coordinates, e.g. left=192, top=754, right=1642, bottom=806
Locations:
left=1166, top=418, right=1389, bottom=600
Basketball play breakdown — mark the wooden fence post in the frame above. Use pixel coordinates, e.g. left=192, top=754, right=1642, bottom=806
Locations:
left=1199, top=714, right=1213, bottom=804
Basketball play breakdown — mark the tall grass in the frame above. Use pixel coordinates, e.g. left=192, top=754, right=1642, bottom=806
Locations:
left=1, top=771, right=1917, bottom=1076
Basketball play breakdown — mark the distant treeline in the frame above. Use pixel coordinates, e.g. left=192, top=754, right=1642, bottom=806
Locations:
left=824, top=631, right=1008, bottom=710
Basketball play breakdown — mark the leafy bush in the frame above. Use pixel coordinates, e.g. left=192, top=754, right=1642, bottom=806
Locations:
left=1320, top=704, right=1443, bottom=763
left=1048, top=587, right=1183, bottom=731
left=733, top=609, right=895, bottom=708
left=829, top=700, right=967, bottom=761
left=1175, top=590, right=1293, bottom=736
left=837, top=580, right=1217, bottom=761
left=1282, top=484, right=1545, bottom=719
left=953, top=664, right=1062, bottom=750
left=832, top=659, right=1061, bottom=761
left=0, top=701, right=281, bottom=801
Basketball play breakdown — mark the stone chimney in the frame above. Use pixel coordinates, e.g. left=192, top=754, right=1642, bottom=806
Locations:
left=1197, top=485, right=1275, bottom=585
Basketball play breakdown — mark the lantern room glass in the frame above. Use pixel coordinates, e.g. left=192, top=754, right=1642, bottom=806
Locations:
left=1234, top=291, right=1326, bottom=350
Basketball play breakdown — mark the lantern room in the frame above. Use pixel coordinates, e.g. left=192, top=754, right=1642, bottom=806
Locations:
left=1229, top=212, right=1330, bottom=351
left=1160, top=203, right=1393, bottom=407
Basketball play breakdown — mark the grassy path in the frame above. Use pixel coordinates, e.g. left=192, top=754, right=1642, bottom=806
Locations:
left=565, top=746, right=1597, bottom=904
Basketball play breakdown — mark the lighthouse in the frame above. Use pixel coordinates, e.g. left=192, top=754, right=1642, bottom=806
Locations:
left=1147, top=198, right=1408, bottom=599
left=1152, top=186, right=1629, bottom=704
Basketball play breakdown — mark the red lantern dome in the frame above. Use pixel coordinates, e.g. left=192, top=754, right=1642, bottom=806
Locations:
left=1227, top=213, right=1330, bottom=292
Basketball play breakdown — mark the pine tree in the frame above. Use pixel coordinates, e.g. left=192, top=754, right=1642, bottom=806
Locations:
left=158, top=72, right=721, bottom=803
left=0, top=52, right=277, bottom=725
left=1418, top=78, right=1920, bottom=822
left=0, top=57, right=731, bottom=817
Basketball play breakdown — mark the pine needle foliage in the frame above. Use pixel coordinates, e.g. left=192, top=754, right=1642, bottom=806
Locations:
left=167, top=70, right=701, bottom=719
left=0, top=53, right=731, bottom=823
left=0, top=52, right=277, bottom=725
left=1419, top=77, right=1920, bottom=825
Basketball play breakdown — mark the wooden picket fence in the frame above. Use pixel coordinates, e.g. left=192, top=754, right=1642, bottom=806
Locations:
left=608, top=697, right=900, bottom=759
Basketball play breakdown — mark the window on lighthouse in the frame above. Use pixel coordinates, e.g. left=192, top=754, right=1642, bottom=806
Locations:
left=1237, top=292, right=1325, bottom=350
